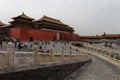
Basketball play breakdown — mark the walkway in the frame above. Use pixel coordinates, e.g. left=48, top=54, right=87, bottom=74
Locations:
left=64, top=55, right=120, bottom=80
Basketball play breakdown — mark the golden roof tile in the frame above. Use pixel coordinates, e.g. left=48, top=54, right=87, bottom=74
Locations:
left=104, top=34, right=120, bottom=37
left=12, top=12, right=34, bottom=20
left=0, top=21, right=6, bottom=26
left=35, top=15, right=64, bottom=24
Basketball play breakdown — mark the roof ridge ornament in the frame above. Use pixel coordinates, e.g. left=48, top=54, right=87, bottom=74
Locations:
left=11, top=12, right=34, bottom=20
left=22, top=12, right=25, bottom=15
left=43, top=14, right=46, bottom=17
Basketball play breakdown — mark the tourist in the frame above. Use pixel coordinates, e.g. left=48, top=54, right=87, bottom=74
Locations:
left=0, top=41, right=2, bottom=48
left=18, top=42, right=22, bottom=50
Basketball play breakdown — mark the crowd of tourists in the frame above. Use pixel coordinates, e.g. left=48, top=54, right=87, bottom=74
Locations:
left=0, top=40, right=79, bottom=54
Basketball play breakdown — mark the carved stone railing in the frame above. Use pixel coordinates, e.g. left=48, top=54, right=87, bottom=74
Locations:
left=0, top=42, right=90, bottom=74
left=82, top=43, right=120, bottom=61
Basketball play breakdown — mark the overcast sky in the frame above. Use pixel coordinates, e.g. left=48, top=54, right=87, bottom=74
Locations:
left=0, top=0, right=120, bottom=36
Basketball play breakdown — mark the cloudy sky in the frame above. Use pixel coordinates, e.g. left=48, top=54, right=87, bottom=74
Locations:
left=0, top=0, right=120, bottom=36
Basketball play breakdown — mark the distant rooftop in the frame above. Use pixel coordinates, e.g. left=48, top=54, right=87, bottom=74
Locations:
left=104, top=34, right=120, bottom=38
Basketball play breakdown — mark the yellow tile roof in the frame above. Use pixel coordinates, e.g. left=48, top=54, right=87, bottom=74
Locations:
left=12, top=12, right=34, bottom=20
left=104, top=34, right=120, bottom=37
left=35, top=15, right=63, bottom=24
left=0, top=21, right=6, bottom=26
left=35, top=15, right=73, bottom=29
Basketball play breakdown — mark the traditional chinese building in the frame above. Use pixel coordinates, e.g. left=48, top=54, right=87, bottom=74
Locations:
left=80, top=34, right=120, bottom=40
left=0, top=13, right=80, bottom=42
left=80, top=34, right=120, bottom=42
left=103, top=34, right=120, bottom=39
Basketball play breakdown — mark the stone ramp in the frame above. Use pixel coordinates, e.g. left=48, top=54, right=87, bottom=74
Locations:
left=65, top=42, right=120, bottom=80
left=64, top=55, right=120, bottom=80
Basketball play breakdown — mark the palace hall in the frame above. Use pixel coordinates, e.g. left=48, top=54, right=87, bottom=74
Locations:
left=0, top=13, right=80, bottom=42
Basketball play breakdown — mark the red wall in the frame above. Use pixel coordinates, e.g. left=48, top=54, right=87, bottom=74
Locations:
left=29, top=30, right=57, bottom=41
left=10, top=28, right=58, bottom=41
left=10, top=28, right=21, bottom=40
left=10, top=28, right=80, bottom=41
left=60, top=33, right=79, bottom=41
left=20, top=29, right=30, bottom=41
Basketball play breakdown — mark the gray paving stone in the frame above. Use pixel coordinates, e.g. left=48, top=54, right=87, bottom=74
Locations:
left=64, top=56, right=120, bottom=80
